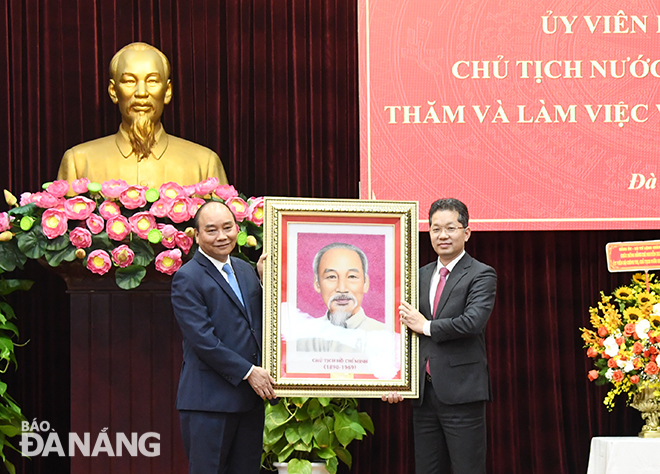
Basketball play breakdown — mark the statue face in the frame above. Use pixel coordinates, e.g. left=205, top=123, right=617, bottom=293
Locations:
left=108, top=49, right=172, bottom=127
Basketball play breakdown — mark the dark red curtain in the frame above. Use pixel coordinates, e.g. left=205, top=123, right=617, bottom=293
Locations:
left=0, top=1, right=649, bottom=473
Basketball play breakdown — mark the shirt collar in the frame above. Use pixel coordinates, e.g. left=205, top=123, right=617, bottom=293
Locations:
left=436, top=250, right=466, bottom=274
left=115, top=124, right=169, bottom=160
left=198, top=248, right=233, bottom=275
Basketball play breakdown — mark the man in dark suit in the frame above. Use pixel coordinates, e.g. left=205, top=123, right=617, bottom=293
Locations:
left=171, top=201, right=275, bottom=474
left=383, top=198, right=497, bottom=474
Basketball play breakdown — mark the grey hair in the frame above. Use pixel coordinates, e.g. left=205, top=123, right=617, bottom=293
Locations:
left=313, top=242, right=368, bottom=281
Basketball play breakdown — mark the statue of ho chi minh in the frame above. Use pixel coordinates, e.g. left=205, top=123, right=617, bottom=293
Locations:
left=57, top=42, right=228, bottom=190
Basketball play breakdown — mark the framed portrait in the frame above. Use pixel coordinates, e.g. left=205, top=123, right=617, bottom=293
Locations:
left=262, top=197, right=419, bottom=398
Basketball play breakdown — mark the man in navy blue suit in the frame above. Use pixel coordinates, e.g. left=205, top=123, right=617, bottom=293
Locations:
left=171, top=201, right=275, bottom=474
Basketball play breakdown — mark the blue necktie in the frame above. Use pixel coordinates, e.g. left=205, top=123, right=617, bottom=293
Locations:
left=223, top=263, right=245, bottom=307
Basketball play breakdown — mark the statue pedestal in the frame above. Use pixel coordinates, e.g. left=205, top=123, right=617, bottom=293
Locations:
left=55, top=263, right=188, bottom=473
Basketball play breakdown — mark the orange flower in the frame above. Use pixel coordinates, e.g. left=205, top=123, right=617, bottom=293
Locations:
left=644, top=361, right=659, bottom=376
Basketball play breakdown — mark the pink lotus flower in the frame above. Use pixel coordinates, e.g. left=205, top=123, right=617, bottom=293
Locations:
left=188, top=197, right=206, bottom=217
left=247, top=197, right=264, bottom=226
left=111, top=245, right=135, bottom=268
left=225, top=197, right=250, bottom=222
left=159, top=182, right=185, bottom=202
left=69, top=227, right=92, bottom=249
left=41, top=209, right=68, bottom=239
left=0, top=212, right=10, bottom=232
left=167, top=197, right=192, bottom=223
left=158, top=224, right=178, bottom=249
left=149, top=199, right=170, bottom=218
left=155, top=249, right=183, bottom=275
left=34, top=191, right=62, bottom=209
left=182, top=185, right=197, bottom=197
left=47, top=180, right=70, bottom=198
left=72, top=178, right=90, bottom=194
left=119, top=186, right=147, bottom=210
left=195, top=177, right=219, bottom=196
left=176, top=231, right=193, bottom=254
left=101, top=179, right=129, bottom=198
left=106, top=215, right=131, bottom=241
left=99, top=201, right=122, bottom=220
left=215, top=184, right=239, bottom=201
left=86, top=249, right=112, bottom=275
left=128, top=212, right=157, bottom=239
left=86, top=213, right=105, bottom=235
left=64, top=196, right=96, bottom=220
left=19, top=192, right=37, bottom=206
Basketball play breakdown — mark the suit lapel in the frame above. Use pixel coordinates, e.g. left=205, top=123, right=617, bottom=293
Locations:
left=434, top=253, right=473, bottom=318
left=419, top=264, right=433, bottom=318
left=195, top=252, right=250, bottom=319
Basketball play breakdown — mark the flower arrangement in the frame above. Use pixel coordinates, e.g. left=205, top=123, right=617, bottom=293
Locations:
left=581, top=272, right=660, bottom=410
left=0, top=178, right=264, bottom=289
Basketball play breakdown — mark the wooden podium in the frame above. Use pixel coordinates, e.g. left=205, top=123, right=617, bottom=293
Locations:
left=56, top=263, right=188, bottom=473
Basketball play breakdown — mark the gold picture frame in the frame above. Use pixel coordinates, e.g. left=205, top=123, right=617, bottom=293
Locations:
left=263, top=197, right=419, bottom=398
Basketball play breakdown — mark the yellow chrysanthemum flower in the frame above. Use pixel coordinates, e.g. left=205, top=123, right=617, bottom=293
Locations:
left=623, top=307, right=644, bottom=323
left=614, top=286, right=635, bottom=300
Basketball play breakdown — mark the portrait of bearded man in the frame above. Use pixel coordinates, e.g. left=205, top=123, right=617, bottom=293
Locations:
left=57, top=42, right=228, bottom=191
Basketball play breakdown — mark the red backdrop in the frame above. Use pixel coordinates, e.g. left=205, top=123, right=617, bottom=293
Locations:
left=359, top=0, right=660, bottom=230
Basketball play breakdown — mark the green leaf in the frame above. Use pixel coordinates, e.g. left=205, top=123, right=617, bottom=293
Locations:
left=0, top=242, right=26, bottom=273
left=7, top=202, right=36, bottom=217
left=0, top=321, right=19, bottom=338
left=312, top=418, right=331, bottom=448
left=334, top=446, right=352, bottom=468
left=290, top=397, right=308, bottom=408
left=44, top=245, right=77, bottom=267
left=358, top=412, right=375, bottom=434
left=326, top=456, right=339, bottom=473
left=287, top=459, right=312, bottom=474
left=115, top=265, right=147, bottom=290
left=306, top=398, right=323, bottom=418
left=314, top=447, right=335, bottom=459
left=265, top=401, right=291, bottom=429
left=0, top=279, right=33, bottom=297
left=91, top=231, right=113, bottom=249
left=16, top=226, right=47, bottom=259
left=298, top=418, right=313, bottom=445
left=129, top=239, right=155, bottom=267
left=284, top=426, right=301, bottom=444
left=318, top=398, right=332, bottom=407
left=276, top=443, right=295, bottom=463
left=333, top=412, right=357, bottom=447
left=45, top=234, right=70, bottom=251
left=263, top=423, right=286, bottom=445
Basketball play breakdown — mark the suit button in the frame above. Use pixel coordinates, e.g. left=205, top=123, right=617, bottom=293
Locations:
left=251, top=328, right=255, bottom=333
left=253, top=353, right=257, bottom=359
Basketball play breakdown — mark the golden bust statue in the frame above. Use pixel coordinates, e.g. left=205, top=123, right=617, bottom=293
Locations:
left=57, top=42, right=228, bottom=190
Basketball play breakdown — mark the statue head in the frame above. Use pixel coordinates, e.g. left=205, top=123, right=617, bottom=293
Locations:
left=107, top=43, right=173, bottom=160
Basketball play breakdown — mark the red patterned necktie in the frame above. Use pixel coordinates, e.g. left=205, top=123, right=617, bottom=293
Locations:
left=427, top=267, right=449, bottom=376
left=433, top=267, right=450, bottom=316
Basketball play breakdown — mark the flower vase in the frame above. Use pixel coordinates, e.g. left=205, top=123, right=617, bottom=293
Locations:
left=273, top=462, right=330, bottom=474
left=630, top=385, right=660, bottom=438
